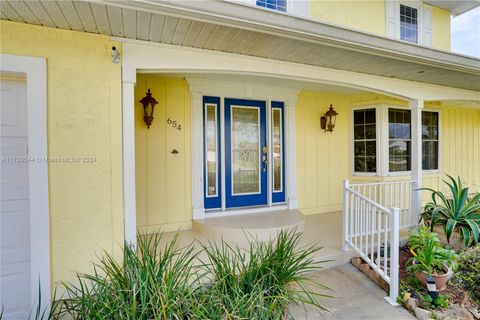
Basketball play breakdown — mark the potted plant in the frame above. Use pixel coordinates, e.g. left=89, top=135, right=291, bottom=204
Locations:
left=408, top=226, right=457, bottom=291
left=419, top=175, right=480, bottom=249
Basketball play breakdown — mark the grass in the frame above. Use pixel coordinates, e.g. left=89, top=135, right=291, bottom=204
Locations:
left=54, top=229, right=331, bottom=319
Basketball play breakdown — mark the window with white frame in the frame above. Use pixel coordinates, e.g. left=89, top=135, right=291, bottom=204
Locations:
left=353, top=109, right=377, bottom=173
left=389, top=108, right=411, bottom=172
left=386, top=1, right=432, bottom=47
left=400, top=4, right=418, bottom=43
left=353, top=106, right=439, bottom=175
left=256, top=0, right=286, bottom=12
left=422, top=111, right=439, bottom=170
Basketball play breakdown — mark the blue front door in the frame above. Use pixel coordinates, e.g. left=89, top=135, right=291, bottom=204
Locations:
left=225, top=98, right=267, bottom=207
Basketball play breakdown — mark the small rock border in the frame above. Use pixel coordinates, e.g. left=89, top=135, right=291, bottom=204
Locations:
left=350, top=257, right=479, bottom=320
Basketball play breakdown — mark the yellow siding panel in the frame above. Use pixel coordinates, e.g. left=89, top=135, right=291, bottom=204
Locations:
left=296, top=91, right=350, bottom=214
left=0, top=20, right=124, bottom=285
left=135, top=75, right=192, bottom=232
left=440, top=106, right=480, bottom=192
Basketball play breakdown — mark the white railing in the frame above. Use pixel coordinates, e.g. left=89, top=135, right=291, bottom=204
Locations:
left=342, top=180, right=416, bottom=306
left=347, top=180, right=417, bottom=229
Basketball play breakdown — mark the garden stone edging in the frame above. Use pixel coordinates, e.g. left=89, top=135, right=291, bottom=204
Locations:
left=414, top=307, right=432, bottom=320
left=350, top=257, right=479, bottom=320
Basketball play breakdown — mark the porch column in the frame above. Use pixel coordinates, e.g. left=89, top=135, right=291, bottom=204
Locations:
left=191, top=92, right=205, bottom=219
left=410, top=99, right=423, bottom=223
left=285, top=97, right=298, bottom=209
left=122, top=67, right=137, bottom=246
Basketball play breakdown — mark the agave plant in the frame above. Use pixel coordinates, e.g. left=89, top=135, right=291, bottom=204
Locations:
left=419, top=175, right=480, bottom=247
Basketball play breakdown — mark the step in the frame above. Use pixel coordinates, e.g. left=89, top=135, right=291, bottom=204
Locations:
left=193, top=209, right=305, bottom=242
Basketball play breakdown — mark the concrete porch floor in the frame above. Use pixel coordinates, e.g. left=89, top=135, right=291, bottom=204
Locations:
left=148, top=210, right=413, bottom=319
left=153, top=211, right=353, bottom=268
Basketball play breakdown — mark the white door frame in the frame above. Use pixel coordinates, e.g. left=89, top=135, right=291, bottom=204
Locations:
left=0, top=54, right=50, bottom=309
left=187, top=78, right=299, bottom=219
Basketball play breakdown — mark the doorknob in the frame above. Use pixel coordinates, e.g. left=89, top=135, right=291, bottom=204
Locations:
left=262, top=146, right=268, bottom=171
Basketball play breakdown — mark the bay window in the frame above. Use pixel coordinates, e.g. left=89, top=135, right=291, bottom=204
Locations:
left=352, top=105, right=439, bottom=175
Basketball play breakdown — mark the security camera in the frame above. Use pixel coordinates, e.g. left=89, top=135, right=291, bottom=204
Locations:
left=112, top=46, right=120, bottom=63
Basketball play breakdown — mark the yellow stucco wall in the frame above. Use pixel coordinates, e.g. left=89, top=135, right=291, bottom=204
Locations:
left=0, top=21, right=124, bottom=287
left=135, top=75, right=192, bottom=233
left=309, top=0, right=386, bottom=35
left=308, top=1, right=451, bottom=51
left=431, top=6, right=451, bottom=51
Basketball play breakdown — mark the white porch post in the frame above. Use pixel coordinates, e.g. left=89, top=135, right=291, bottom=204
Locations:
left=122, top=67, right=137, bottom=246
left=285, top=97, right=298, bottom=209
left=410, top=99, right=424, bottom=223
left=191, top=92, right=205, bottom=220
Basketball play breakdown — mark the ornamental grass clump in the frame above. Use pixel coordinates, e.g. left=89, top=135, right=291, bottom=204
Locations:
left=195, top=228, right=331, bottom=319
left=57, top=229, right=330, bottom=319
left=61, top=233, right=198, bottom=319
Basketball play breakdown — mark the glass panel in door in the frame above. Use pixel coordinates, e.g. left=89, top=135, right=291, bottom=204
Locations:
left=225, top=98, right=267, bottom=208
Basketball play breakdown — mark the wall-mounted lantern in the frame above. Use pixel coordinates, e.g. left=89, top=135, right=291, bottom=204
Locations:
left=139, top=89, right=158, bottom=129
left=320, top=104, right=338, bottom=133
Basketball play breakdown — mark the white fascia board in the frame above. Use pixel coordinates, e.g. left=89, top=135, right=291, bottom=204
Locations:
left=119, top=38, right=480, bottom=102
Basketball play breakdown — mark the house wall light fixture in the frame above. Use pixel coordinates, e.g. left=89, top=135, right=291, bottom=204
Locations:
left=320, top=104, right=338, bottom=133
left=139, top=89, right=158, bottom=129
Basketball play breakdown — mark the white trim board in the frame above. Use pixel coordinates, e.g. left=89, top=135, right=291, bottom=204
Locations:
left=119, top=38, right=480, bottom=101
left=0, top=54, right=50, bottom=311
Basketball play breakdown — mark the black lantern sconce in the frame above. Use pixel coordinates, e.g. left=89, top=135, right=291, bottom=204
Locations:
left=139, top=89, right=158, bottom=129
left=320, top=104, right=338, bottom=133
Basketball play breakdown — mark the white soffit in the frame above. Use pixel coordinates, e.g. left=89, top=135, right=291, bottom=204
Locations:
left=424, top=0, right=480, bottom=16
left=0, top=0, right=479, bottom=92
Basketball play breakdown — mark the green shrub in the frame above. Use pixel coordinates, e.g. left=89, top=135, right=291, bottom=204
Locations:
left=195, top=228, right=332, bottom=319
left=453, top=245, right=480, bottom=305
left=407, top=226, right=457, bottom=275
left=57, top=229, right=331, bottom=319
left=61, top=233, right=198, bottom=319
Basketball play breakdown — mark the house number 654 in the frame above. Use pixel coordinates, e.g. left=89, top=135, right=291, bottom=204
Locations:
left=167, top=117, right=182, bottom=131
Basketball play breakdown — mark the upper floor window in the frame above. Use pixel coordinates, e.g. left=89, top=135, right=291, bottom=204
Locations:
left=386, top=2, right=432, bottom=47
left=400, top=4, right=418, bottom=43
left=256, top=0, right=286, bottom=12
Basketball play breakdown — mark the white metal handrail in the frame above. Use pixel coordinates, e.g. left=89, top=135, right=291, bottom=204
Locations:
left=348, top=179, right=417, bottom=229
left=342, top=180, right=401, bottom=306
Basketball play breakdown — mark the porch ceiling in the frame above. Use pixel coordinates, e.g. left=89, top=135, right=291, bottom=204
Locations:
left=1, top=0, right=479, bottom=93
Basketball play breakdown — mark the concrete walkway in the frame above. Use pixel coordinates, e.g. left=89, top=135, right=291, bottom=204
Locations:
left=290, top=264, right=414, bottom=320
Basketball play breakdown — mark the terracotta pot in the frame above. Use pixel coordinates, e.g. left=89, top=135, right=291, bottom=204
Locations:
left=432, top=225, right=465, bottom=250
left=415, top=264, right=453, bottom=291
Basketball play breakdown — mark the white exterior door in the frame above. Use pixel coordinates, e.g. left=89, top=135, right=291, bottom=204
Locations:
left=1, top=78, right=31, bottom=319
